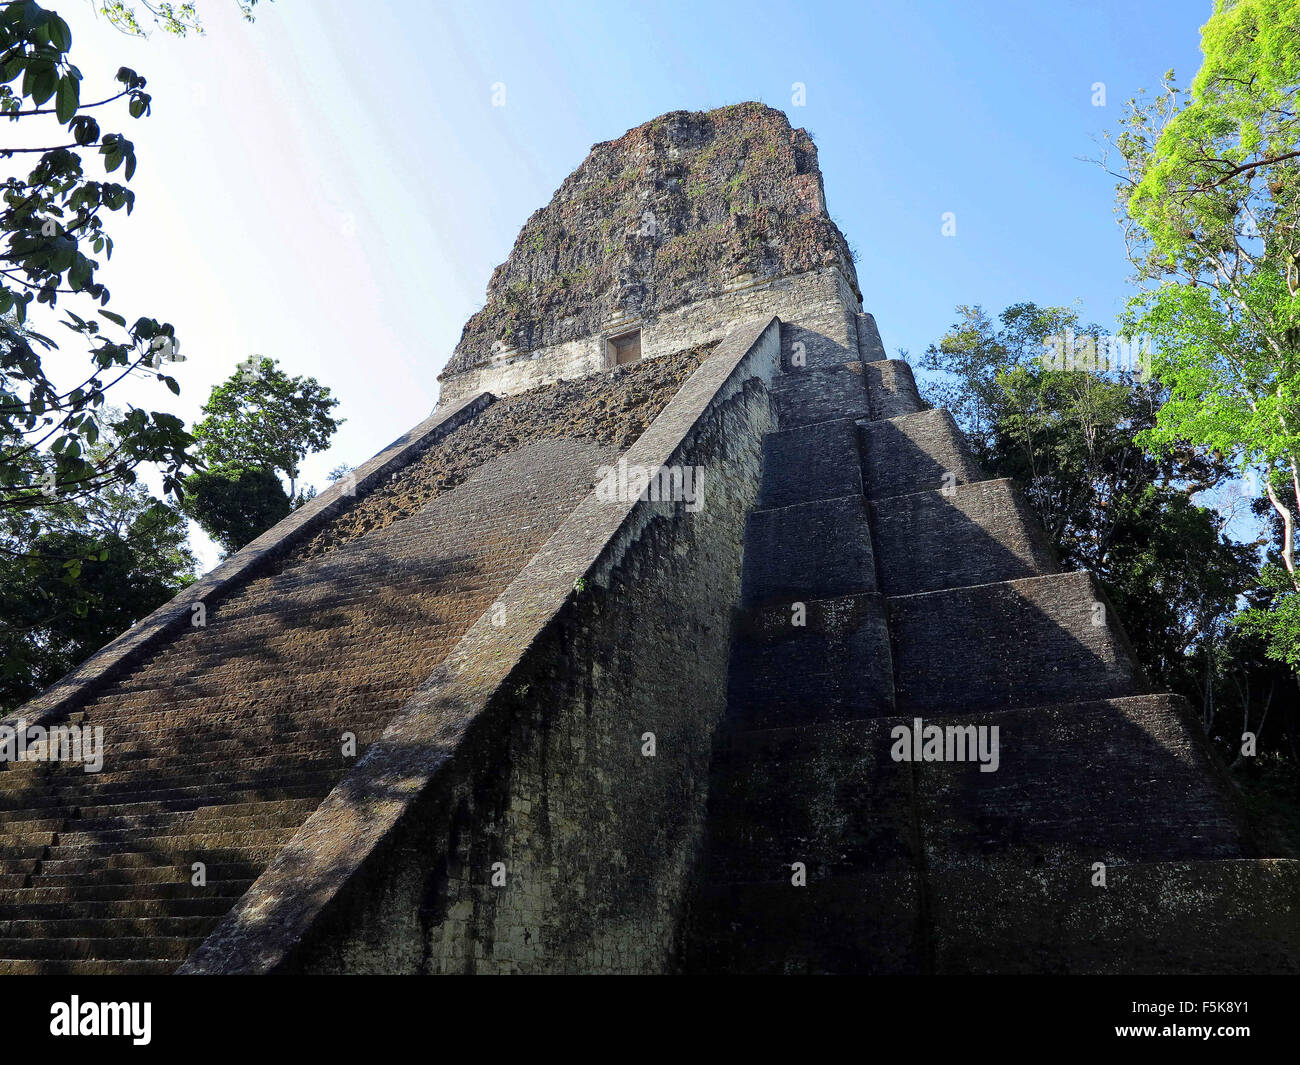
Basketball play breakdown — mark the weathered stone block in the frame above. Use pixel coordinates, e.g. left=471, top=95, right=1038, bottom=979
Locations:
left=927, top=858, right=1300, bottom=974
left=855, top=312, right=886, bottom=362
left=727, top=593, right=894, bottom=728
left=912, top=694, right=1252, bottom=871
left=863, top=358, right=923, bottom=420
left=682, top=870, right=924, bottom=974
left=887, top=571, right=1144, bottom=714
left=701, top=719, right=916, bottom=882
left=757, top=418, right=862, bottom=509
left=869, top=478, right=1058, bottom=596
left=741, top=494, right=876, bottom=604
left=858, top=409, right=984, bottom=500
left=770, top=365, right=869, bottom=428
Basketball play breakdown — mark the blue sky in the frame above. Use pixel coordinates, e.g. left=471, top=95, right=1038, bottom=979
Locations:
left=37, top=0, right=1212, bottom=566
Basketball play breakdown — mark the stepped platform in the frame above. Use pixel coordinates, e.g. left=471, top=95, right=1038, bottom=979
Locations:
left=0, top=353, right=700, bottom=974
left=680, top=309, right=1295, bottom=975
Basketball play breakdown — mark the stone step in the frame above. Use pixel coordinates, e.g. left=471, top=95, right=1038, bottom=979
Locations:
left=928, top=858, right=1300, bottom=974
left=11, top=745, right=349, bottom=772
left=855, top=312, right=886, bottom=363
left=0, top=801, right=69, bottom=821
left=96, top=723, right=380, bottom=755
left=16, top=757, right=342, bottom=786
left=682, top=870, right=924, bottom=974
left=0, top=896, right=238, bottom=921
left=3, top=770, right=340, bottom=806
left=700, top=717, right=916, bottom=882
left=46, top=825, right=294, bottom=853
left=0, top=878, right=253, bottom=905
left=41, top=716, right=382, bottom=749
left=859, top=409, right=985, bottom=500
left=888, top=571, right=1144, bottom=714
left=702, top=695, right=1248, bottom=886
left=3, top=861, right=259, bottom=890
left=913, top=694, right=1252, bottom=868
left=0, top=844, right=53, bottom=861
left=2, top=852, right=258, bottom=877
left=726, top=594, right=894, bottom=728
left=869, top=478, right=1059, bottom=596
left=780, top=317, right=861, bottom=372
left=0, top=958, right=179, bottom=975
left=71, top=796, right=320, bottom=824
left=740, top=495, right=877, bottom=605
left=66, top=689, right=417, bottom=728
left=0, top=915, right=220, bottom=939
left=0, top=935, right=202, bottom=960
left=756, top=418, right=863, bottom=509
left=69, top=799, right=317, bottom=834
left=49, top=668, right=418, bottom=707
left=12, top=698, right=398, bottom=735
left=685, top=858, right=1300, bottom=975
left=0, top=835, right=285, bottom=863
left=0, top=817, right=63, bottom=835
left=0, top=828, right=55, bottom=846
left=49, top=816, right=298, bottom=850
left=0, top=773, right=308, bottom=807
left=770, top=365, right=869, bottom=428
left=862, top=359, right=923, bottom=421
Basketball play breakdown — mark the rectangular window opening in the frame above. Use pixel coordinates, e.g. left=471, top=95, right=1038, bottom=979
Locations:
left=607, top=329, right=642, bottom=367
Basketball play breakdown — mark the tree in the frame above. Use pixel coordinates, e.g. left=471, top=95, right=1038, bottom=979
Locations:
left=923, top=303, right=1254, bottom=708
left=192, top=356, right=341, bottom=499
left=0, top=1, right=266, bottom=694
left=1100, top=0, right=1300, bottom=676
left=1, top=1, right=196, bottom=518
left=1, top=1, right=262, bottom=627
left=0, top=413, right=196, bottom=711
left=96, top=1, right=261, bottom=38
left=184, top=356, right=341, bottom=552
left=1240, top=479, right=1300, bottom=672
left=182, top=461, right=287, bottom=554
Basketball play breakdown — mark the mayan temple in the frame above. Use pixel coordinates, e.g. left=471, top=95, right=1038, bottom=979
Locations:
left=3, top=101, right=1299, bottom=975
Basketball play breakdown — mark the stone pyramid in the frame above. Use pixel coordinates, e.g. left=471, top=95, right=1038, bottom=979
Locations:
left=2, top=103, right=1297, bottom=974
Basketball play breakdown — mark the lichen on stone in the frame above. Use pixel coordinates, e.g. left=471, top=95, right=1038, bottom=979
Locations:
left=291, top=342, right=715, bottom=561
left=441, top=102, right=857, bottom=379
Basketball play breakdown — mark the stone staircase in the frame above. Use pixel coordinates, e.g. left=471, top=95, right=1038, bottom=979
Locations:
left=0, top=435, right=621, bottom=974
left=681, top=312, right=1300, bottom=974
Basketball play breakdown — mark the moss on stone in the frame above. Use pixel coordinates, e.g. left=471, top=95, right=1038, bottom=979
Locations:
left=441, top=103, right=858, bottom=381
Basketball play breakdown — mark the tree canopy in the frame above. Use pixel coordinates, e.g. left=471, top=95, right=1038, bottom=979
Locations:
left=1105, top=0, right=1300, bottom=679
left=183, top=356, right=341, bottom=554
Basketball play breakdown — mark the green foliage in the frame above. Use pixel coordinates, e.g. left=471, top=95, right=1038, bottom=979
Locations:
left=1239, top=564, right=1300, bottom=669
left=0, top=417, right=196, bottom=711
left=182, top=462, right=288, bottom=554
left=924, top=303, right=1252, bottom=704
left=1122, top=0, right=1300, bottom=270
left=1104, top=0, right=1300, bottom=677
left=97, top=1, right=262, bottom=38
left=0, top=2, right=197, bottom=517
left=183, top=356, right=340, bottom=551
left=191, top=355, right=342, bottom=497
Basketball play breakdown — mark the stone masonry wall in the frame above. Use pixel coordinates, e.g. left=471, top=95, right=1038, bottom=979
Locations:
left=439, top=266, right=858, bottom=405
left=180, top=317, right=782, bottom=974
left=0, top=352, right=719, bottom=976
left=291, top=345, right=710, bottom=560
left=442, top=103, right=857, bottom=378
